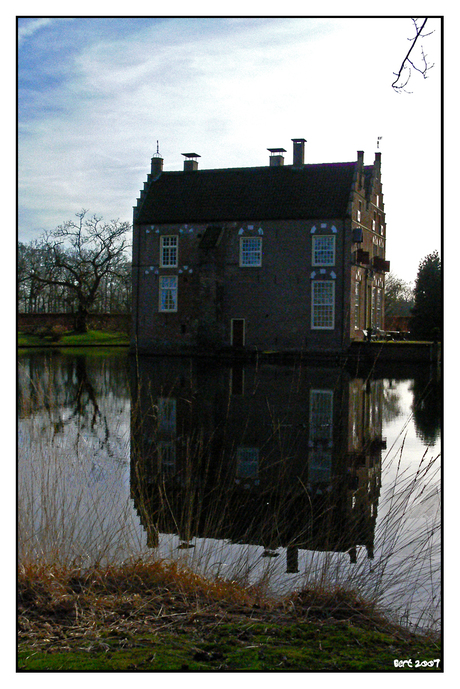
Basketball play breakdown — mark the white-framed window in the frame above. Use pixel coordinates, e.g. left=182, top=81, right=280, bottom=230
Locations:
left=357, top=201, right=362, bottom=222
left=240, top=237, right=262, bottom=266
left=159, top=276, right=178, bottom=312
left=354, top=281, right=360, bottom=328
left=311, top=280, right=335, bottom=329
left=375, top=288, right=382, bottom=329
left=312, top=235, right=335, bottom=266
left=371, top=286, right=376, bottom=327
left=160, top=235, right=178, bottom=267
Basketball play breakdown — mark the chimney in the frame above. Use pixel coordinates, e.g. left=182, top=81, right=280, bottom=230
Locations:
left=182, top=152, right=200, bottom=171
left=292, top=138, right=306, bottom=166
left=267, top=148, right=286, bottom=166
left=150, top=141, right=163, bottom=178
left=356, top=150, right=364, bottom=188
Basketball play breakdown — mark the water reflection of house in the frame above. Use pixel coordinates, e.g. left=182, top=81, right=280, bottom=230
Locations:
left=130, top=358, right=385, bottom=570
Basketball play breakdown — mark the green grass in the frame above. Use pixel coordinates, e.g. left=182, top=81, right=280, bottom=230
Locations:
left=17, top=622, right=442, bottom=671
left=18, top=329, right=130, bottom=348
left=17, top=561, right=441, bottom=672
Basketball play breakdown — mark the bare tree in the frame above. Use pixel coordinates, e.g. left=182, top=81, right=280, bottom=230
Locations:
left=18, top=241, right=54, bottom=313
left=384, top=272, right=414, bottom=317
left=28, top=210, right=131, bottom=332
left=392, top=18, right=435, bottom=93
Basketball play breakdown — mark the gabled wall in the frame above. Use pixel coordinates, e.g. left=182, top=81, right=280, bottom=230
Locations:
left=349, top=152, right=388, bottom=341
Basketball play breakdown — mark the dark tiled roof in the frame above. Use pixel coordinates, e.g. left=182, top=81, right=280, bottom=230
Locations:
left=135, top=162, right=357, bottom=224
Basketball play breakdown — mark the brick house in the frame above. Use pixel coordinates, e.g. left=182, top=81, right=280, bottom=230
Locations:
left=131, top=139, right=389, bottom=354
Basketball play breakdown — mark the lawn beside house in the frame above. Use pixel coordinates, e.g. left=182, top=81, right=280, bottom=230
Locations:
left=18, top=329, right=130, bottom=348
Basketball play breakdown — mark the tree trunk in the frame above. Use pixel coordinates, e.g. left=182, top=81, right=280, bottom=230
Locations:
left=74, top=307, right=88, bottom=333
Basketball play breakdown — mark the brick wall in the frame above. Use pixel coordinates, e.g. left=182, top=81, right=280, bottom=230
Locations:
left=18, top=312, right=131, bottom=334
left=133, top=218, right=349, bottom=352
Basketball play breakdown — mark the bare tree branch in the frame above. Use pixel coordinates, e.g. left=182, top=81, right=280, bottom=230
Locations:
left=24, top=210, right=131, bottom=331
left=392, top=18, right=435, bottom=93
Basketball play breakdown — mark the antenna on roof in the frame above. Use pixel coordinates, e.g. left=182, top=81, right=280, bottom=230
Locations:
left=152, top=140, right=162, bottom=159
left=151, top=141, right=163, bottom=175
left=377, top=136, right=382, bottom=149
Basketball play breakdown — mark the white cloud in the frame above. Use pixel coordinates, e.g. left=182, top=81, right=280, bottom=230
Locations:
left=17, top=16, right=442, bottom=282
left=17, top=18, right=55, bottom=45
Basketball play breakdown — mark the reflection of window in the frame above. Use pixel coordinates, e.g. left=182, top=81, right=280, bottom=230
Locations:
left=240, top=237, right=262, bottom=266
left=158, top=398, right=176, bottom=433
left=158, top=440, right=176, bottom=475
left=311, top=280, right=334, bottom=329
left=350, top=383, right=361, bottom=450
left=160, top=235, right=178, bottom=267
left=230, top=367, right=245, bottom=395
left=159, top=276, right=178, bottom=312
left=309, top=448, right=332, bottom=483
left=236, top=447, right=259, bottom=478
left=309, top=390, right=333, bottom=442
left=312, top=236, right=335, bottom=266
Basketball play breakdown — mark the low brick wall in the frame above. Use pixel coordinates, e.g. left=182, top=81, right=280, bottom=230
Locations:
left=349, top=341, right=440, bottom=364
left=18, top=312, right=131, bottom=334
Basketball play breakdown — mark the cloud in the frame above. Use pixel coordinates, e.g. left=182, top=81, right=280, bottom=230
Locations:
left=17, top=18, right=55, bottom=45
left=17, top=17, right=441, bottom=283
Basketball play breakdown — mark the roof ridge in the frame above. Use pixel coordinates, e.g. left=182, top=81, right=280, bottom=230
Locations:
left=161, top=161, right=356, bottom=175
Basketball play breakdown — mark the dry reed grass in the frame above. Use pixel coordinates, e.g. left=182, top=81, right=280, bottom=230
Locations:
left=17, top=357, right=441, bottom=639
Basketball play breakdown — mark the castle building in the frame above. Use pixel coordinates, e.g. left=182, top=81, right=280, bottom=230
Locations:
left=131, top=139, right=389, bottom=355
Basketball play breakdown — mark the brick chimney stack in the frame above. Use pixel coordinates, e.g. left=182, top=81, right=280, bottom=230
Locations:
left=268, top=148, right=286, bottom=166
left=292, top=138, right=306, bottom=166
left=182, top=153, right=200, bottom=171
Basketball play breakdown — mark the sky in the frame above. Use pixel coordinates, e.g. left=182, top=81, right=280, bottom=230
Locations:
left=17, top=14, right=442, bottom=285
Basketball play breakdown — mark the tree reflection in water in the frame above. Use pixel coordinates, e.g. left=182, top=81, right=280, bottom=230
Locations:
left=17, top=351, right=441, bottom=631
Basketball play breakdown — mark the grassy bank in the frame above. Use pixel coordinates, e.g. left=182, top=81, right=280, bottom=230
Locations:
left=18, top=560, right=441, bottom=672
left=18, top=356, right=441, bottom=671
left=18, top=329, right=130, bottom=348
